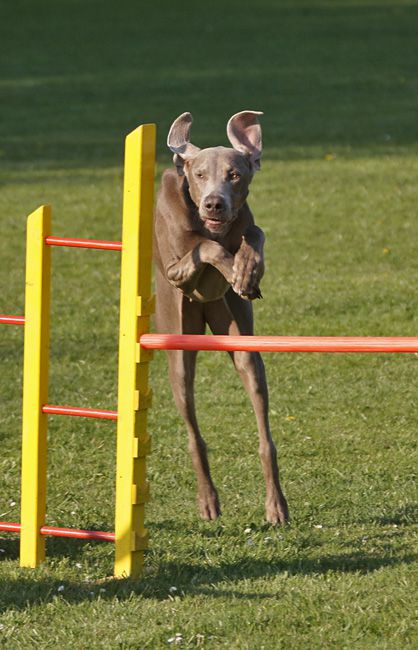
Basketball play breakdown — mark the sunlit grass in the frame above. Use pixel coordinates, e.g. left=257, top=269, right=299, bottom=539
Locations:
left=0, top=1, right=417, bottom=648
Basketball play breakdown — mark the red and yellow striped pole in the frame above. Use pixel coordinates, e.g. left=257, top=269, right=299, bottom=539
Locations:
left=114, top=124, right=156, bottom=578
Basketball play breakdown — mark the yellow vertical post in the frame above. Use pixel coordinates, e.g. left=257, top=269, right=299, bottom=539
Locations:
left=20, top=205, right=52, bottom=567
left=114, top=124, right=156, bottom=578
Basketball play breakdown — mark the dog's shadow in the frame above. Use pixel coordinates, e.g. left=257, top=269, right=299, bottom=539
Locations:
left=1, top=522, right=416, bottom=611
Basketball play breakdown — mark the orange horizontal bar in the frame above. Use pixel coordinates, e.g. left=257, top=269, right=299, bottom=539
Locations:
left=42, top=404, right=118, bottom=419
left=45, top=236, right=122, bottom=251
left=140, top=334, right=418, bottom=354
left=0, top=521, right=21, bottom=533
left=0, top=521, right=114, bottom=541
left=0, top=314, right=25, bottom=325
left=40, top=525, right=115, bottom=541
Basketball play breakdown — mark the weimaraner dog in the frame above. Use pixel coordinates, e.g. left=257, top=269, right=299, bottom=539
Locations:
left=154, top=111, right=288, bottom=524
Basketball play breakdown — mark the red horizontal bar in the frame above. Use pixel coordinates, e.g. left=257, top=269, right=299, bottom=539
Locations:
left=40, top=525, right=115, bottom=542
left=0, top=521, right=21, bottom=533
left=140, top=334, right=418, bottom=354
left=45, top=236, right=122, bottom=251
left=0, top=314, right=25, bottom=325
left=42, top=404, right=118, bottom=420
left=0, top=521, right=114, bottom=542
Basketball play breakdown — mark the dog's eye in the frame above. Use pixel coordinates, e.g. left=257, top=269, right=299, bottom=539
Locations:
left=195, top=171, right=205, bottom=179
left=229, top=171, right=240, bottom=181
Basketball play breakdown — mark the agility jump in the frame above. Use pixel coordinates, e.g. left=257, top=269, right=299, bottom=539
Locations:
left=0, top=122, right=417, bottom=579
left=0, top=123, right=156, bottom=579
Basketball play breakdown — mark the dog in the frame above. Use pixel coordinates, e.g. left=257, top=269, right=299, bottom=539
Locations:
left=153, top=111, right=288, bottom=524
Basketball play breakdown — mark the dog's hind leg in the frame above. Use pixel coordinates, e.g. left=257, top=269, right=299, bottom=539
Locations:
left=204, top=289, right=288, bottom=524
left=156, top=271, right=221, bottom=521
left=168, top=345, right=221, bottom=521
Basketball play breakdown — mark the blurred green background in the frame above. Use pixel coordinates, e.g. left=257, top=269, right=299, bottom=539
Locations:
left=1, top=0, right=418, bottom=170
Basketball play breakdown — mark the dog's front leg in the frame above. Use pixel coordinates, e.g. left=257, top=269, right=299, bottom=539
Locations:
left=232, top=225, right=265, bottom=300
left=166, top=240, right=234, bottom=293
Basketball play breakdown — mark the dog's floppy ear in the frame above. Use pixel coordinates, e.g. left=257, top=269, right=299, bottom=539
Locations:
left=227, top=110, right=263, bottom=171
left=167, top=112, right=201, bottom=176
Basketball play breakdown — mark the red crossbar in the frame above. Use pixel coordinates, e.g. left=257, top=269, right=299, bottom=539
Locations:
left=0, top=522, right=20, bottom=533
left=42, top=404, right=118, bottom=420
left=0, top=315, right=25, bottom=325
left=40, top=526, right=115, bottom=541
left=0, top=521, right=114, bottom=541
left=45, top=236, right=122, bottom=251
left=140, top=334, right=418, bottom=354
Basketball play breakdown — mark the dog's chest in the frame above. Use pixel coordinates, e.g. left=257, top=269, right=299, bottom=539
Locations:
left=187, top=264, right=230, bottom=303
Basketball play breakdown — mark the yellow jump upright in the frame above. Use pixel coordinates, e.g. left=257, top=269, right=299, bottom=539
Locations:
left=17, top=124, right=156, bottom=577
left=20, top=205, right=52, bottom=567
left=114, top=123, right=156, bottom=578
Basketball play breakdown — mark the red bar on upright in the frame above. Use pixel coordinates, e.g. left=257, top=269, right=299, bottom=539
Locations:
left=140, top=334, right=418, bottom=354
left=0, top=315, right=25, bottom=325
left=0, top=522, right=21, bottom=533
left=0, top=521, right=114, bottom=541
left=42, top=404, right=118, bottom=420
left=40, top=525, right=115, bottom=542
left=45, top=236, right=122, bottom=251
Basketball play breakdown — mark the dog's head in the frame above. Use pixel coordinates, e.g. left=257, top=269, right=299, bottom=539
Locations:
left=167, top=111, right=263, bottom=235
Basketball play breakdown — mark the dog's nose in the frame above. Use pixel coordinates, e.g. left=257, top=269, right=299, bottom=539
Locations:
left=204, top=194, right=226, bottom=214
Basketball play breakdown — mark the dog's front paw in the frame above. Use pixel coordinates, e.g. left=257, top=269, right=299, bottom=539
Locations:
left=232, top=237, right=264, bottom=299
left=237, top=285, right=263, bottom=301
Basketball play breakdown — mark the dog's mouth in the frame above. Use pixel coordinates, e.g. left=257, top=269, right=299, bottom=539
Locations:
left=202, top=217, right=228, bottom=232
left=200, top=210, right=236, bottom=234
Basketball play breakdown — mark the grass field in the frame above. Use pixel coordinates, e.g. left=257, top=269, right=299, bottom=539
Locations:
left=0, top=1, right=417, bottom=648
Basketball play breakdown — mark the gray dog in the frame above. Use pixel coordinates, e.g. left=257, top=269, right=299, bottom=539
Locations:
left=154, top=111, right=288, bottom=524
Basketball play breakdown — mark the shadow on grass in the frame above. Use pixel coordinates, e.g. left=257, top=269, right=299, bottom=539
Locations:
left=375, top=503, right=418, bottom=527
left=1, top=533, right=416, bottom=611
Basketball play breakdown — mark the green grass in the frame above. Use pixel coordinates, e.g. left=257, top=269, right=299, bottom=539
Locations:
left=0, top=1, right=417, bottom=647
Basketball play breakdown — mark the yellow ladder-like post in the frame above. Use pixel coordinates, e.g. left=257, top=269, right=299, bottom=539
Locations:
left=114, top=123, right=156, bottom=578
left=20, top=205, right=52, bottom=567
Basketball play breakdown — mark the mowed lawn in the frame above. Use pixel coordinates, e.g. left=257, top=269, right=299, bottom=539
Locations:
left=0, top=1, right=417, bottom=648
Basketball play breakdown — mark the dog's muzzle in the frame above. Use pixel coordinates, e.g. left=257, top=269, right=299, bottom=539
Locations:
left=200, top=193, right=233, bottom=233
